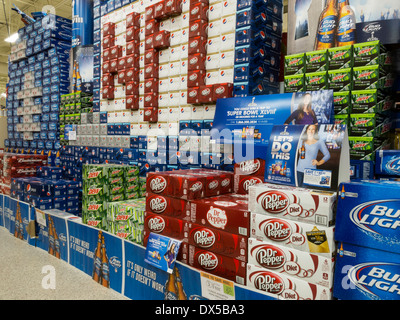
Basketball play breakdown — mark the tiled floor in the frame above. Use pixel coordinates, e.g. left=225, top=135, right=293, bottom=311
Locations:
left=0, top=227, right=129, bottom=300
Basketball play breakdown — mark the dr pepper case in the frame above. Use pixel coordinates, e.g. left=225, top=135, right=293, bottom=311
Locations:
left=146, top=192, right=190, bottom=219
left=189, top=194, right=250, bottom=236
left=143, top=212, right=186, bottom=246
left=234, top=158, right=265, bottom=177
left=180, top=244, right=247, bottom=285
left=248, top=183, right=337, bottom=227
left=184, top=222, right=248, bottom=261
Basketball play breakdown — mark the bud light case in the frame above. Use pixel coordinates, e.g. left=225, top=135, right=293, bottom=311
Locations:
left=335, top=180, right=400, bottom=254
left=265, top=124, right=350, bottom=191
left=375, top=150, right=400, bottom=176
left=333, top=241, right=400, bottom=300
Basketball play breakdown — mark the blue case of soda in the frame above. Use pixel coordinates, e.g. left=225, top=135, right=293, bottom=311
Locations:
left=336, top=180, right=400, bottom=254
left=333, top=242, right=400, bottom=300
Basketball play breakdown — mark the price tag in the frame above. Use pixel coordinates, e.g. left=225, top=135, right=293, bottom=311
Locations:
left=35, top=209, right=47, bottom=227
left=200, top=272, right=235, bottom=300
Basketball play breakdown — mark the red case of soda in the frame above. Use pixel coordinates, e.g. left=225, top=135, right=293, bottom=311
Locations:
left=184, top=222, right=248, bottom=261
left=143, top=212, right=186, bottom=246
left=4, top=154, right=47, bottom=167
left=189, top=2, right=209, bottom=22
left=180, top=244, right=247, bottom=285
left=164, top=0, right=182, bottom=17
left=146, top=192, right=190, bottom=219
left=234, top=158, right=266, bottom=176
left=189, top=194, right=250, bottom=236
left=234, top=174, right=264, bottom=194
left=126, top=12, right=140, bottom=29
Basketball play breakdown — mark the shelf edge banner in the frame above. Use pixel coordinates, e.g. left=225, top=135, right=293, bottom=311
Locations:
left=265, top=124, right=350, bottom=191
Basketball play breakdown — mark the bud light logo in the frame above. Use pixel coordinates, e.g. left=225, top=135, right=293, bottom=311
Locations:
left=347, top=262, right=400, bottom=299
left=349, top=200, right=400, bottom=238
left=385, top=157, right=400, bottom=175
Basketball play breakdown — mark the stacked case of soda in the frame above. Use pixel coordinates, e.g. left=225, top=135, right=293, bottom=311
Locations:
left=246, top=182, right=336, bottom=300
left=5, top=15, right=71, bottom=162
left=334, top=180, right=400, bottom=300
left=0, top=153, right=47, bottom=195
left=59, top=92, right=94, bottom=146
left=145, top=168, right=255, bottom=285
left=233, top=0, right=283, bottom=97
left=106, top=198, right=146, bottom=244
left=82, top=163, right=141, bottom=229
left=284, top=40, right=395, bottom=179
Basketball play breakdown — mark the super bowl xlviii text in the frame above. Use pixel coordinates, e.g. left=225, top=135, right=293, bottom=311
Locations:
left=154, top=304, right=245, bottom=317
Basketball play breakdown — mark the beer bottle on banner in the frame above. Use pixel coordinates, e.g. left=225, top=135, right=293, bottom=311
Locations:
left=48, top=218, right=55, bottom=256
left=76, top=61, right=82, bottom=92
left=101, top=235, right=110, bottom=288
left=53, top=223, right=61, bottom=259
left=174, top=268, right=187, bottom=300
left=164, top=272, right=179, bottom=300
left=92, top=231, right=103, bottom=283
left=314, top=0, right=338, bottom=50
left=336, top=0, right=356, bottom=46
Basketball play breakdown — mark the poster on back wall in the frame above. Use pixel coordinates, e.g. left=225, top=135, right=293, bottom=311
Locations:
left=287, top=0, right=400, bottom=55
left=265, top=124, right=350, bottom=191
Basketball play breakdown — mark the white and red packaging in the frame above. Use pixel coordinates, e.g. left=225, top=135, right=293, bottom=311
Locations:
left=189, top=194, right=250, bottom=236
left=180, top=244, right=247, bottom=285
left=184, top=222, right=248, bottom=261
left=248, top=183, right=337, bottom=227
left=250, top=213, right=336, bottom=258
left=246, top=263, right=332, bottom=300
left=248, top=238, right=334, bottom=288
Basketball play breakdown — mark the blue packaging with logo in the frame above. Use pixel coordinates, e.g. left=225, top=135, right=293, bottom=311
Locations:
left=336, top=180, right=400, bottom=254
left=375, top=150, right=400, bottom=177
left=333, top=242, right=400, bottom=300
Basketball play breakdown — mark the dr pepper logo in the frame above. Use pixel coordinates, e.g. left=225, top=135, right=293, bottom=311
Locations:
left=251, top=244, right=286, bottom=269
left=249, top=270, right=285, bottom=295
left=147, top=216, right=166, bottom=233
left=260, top=218, right=292, bottom=242
left=149, top=176, right=167, bottom=193
left=193, top=228, right=216, bottom=248
left=148, top=195, right=167, bottom=213
left=258, top=191, right=290, bottom=214
left=197, top=251, right=218, bottom=270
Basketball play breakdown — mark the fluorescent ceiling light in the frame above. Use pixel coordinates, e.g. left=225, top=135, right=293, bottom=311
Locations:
left=5, top=33, right=19, bottom=43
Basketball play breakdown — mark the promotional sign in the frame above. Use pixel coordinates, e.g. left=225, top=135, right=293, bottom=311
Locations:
left=144, top=232, right=182, bottom=274
left=335, top=180, right=400, bottom=254
left=334, top=242, right=400, bottom=300
left=67, top=219, right=124, bottom=293
left=287, top=0, right=400, bottom=55
left=3, top=196, right=35, bottom=245
left=35, top=209, right=76, bottom=262
left=265, top=124, right=350, bottom=191
left=212, top=92, right=334, bottom=161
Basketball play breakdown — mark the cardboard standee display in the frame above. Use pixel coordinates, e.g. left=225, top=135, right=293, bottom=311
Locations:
left=265, top=124, right=350, bottom=192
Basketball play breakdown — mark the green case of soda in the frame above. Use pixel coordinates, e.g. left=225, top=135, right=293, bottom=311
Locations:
left=284, top=74, right=305, bottom=92
left=305, top=71, right=328, bottom=91
left=328, top=68, right=353, bottom=91
left=333, top=91, right=351, bottom=114
left=305, top=50, right=329, bottom=73
left=284, top=53, right=306, bottom=76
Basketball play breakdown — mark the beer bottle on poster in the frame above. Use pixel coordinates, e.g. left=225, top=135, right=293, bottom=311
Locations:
left=314, top=0, right=338, bottom=50
left=76, top=61, right=82, bottom=92
left=92, top=231, right=103, bottom=283
left=101, top=234, right=110, bottom=288
left=53, top=222, right=61, bottom=259
left=174, top=268, right=187, bottom=300
left=164, top=272, right=179, bottom=300
left=300, top=142, right=306, bottom=159
left=14, top=203, right=20, bottom=239
left=48, top=218, right=55, bottom=256
left=336, top=0, right=356, bottom=46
